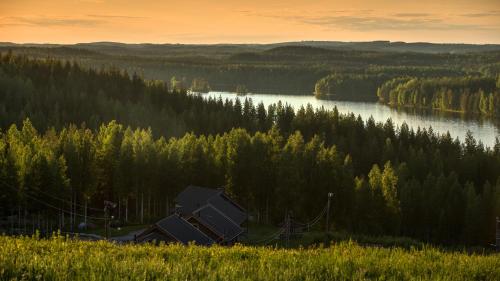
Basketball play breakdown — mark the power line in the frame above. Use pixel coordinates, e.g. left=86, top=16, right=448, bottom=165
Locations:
left=2, top=181, right=105, bottom=220
left=251, top=227, right=285, bottom=244
left=250, top=202, right=329, bottom=244
left=25, top=187, right=103, bottom=212
left=24, top=193, right=105, bottom=220
left=302, top=204, right=328, bottom=229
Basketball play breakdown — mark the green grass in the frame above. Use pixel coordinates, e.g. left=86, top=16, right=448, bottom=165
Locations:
left=245, top=223, right=423, bottom=249
left=1, top=235, right=499, bottom=280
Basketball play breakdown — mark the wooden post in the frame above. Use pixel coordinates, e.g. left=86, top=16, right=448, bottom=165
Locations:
left=71, top=192, right=73, bottom=233
left=104, top=206, right=109, bottom=240
left=326, top=192, right=333, bottom=233
left=135, top=191, right=139, bottom=219
left=10, top=209, right=14, bottom=235
left=325, top=192, right=333, bottom=244
left=24, top=208, right=26, bottom=234
left=148, top=192, right=151, bottom=220
left=141, top=193, right=144, bottom=224
left=84, top=199, right=87, bottom=225
left=118, top=197, right=121, bottom=220
left=265, top=196, right=269, bottom=224
left=74, top=192, right=76, bottom=232
left=284, top=211, right=290, bottom=247
left=125, top=198, right=128, bottom=223
left=104, top=201, right=117, bottom=240
left=496, top=217, right=500, bottom=252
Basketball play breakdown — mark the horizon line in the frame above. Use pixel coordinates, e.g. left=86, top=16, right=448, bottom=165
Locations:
left=2, top=40, right=500, bottom=46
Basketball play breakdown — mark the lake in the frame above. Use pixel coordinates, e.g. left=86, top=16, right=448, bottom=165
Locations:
left=202, top=92, right=500, bottom=148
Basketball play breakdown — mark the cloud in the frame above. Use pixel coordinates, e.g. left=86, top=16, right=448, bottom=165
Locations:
left=0, top=14, right=146, bottom=29
left=87, top=14, right=147, bottom=19
left=392, top=13, right=432, bottom=17
left=0, top=13, right=148, bottom=29
left=2, top=16, right=104, bottom=27
left=460, top=11, right=500, bottom=18
left=297, top=15, right=493, bottom=31
left=167, top=33, right=285, bottom=43
left=238, top=8, right=499, bottom=32
left=77, top=0, right=105, bottom=3
left=249, top=11, right=495, bottom=31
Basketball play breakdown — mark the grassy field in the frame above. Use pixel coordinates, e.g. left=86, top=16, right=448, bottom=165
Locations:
left=244, top=223, right=424, bottom=249
left=1, top=235, right=499, bottom=280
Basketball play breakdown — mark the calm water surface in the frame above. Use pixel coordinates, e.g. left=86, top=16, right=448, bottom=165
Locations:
left=202, top=92, right=500, bottom=148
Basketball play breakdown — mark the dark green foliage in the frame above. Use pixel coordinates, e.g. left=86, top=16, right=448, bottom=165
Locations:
left=0, top=53, right=260, bottom=137
left=315, top=74, right=388, bottom=101
left=1, top=119, right=499, bottom=245
left=314, top=66, right=470, bottom=102
left=190, top=78, right=210, bottom=93
left=0, top=55, right=499, bottom=246
left=4, top=43, right=499, bottom=99
left=377, top=76, right=500, bottom=116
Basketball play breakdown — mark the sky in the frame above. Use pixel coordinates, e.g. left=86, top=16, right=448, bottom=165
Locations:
left=1, top=0, right=500, bottom=44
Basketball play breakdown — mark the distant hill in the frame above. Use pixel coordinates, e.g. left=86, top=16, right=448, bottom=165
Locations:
left=1, top=41, right=500, bottom=55
left=1, top=40, right=498, bottom=99
left=268, top=41, right=500, bottom=54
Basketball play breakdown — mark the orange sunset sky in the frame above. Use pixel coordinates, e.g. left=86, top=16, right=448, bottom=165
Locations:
left=1, top=0, right=500, bottom=44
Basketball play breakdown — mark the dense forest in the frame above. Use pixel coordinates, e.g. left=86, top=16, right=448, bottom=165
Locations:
left=2, top=43, right=500, bottom=108
left=313, top=67, right=467, bottom=101
left=377, top=76, right=500, bottom=117
left=1, top=54, right=500, bottom=246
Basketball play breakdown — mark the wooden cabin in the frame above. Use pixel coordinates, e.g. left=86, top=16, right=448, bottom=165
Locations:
left=135, top=214, right=214, bottom=245
left=136, top=185, right=246, bottom=246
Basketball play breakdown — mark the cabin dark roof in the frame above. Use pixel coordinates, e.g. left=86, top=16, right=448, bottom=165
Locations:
left=175, top=185, right=246, bottom=225
left=192, top=204, right=244, bottom=242
left=156, top=215, right=214, bottom=245
left=175, top=185, right=222, bottom=213
left=207, top=195, right=246, bottom=225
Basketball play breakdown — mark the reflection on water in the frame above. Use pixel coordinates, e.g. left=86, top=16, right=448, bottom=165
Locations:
left=202, top=92, right=500, bottom=148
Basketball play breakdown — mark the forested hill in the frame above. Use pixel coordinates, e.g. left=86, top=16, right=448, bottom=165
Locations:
left=2, top=41, right=500, bottom=55
left=1, top=42, right=499, bottom=100
left=0, top=53, right=248, bottom=137
left=1, top=54, right=500, bottom=246
left=377, top=77, right=500, bottom=117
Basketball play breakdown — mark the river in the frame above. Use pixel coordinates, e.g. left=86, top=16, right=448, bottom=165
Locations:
left=201, top=92, right=500, bottom=148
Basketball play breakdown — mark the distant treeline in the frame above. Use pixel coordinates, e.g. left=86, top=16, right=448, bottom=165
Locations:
left=314, top=74, right=387, bottom=101
left=3, top=45, right=500, bottom=98
left=315, top=70, right=500, bottom=117
left=1, top=55, right=500, bottom=246
left=0, top=52, right=262, bottom=137
left=377, top=76, right=500, bottom=117
left=313, top=66, right=469, bottom=101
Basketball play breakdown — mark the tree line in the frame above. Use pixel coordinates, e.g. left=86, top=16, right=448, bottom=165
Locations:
left=313, top=66, right=471, bottom=101
left=0, top=52, right=271, bottom=137
left=377, top=76, right=500, bottom=117
left=1, top=54, right=500, bottom=245
left=4, top=45, right=499, bottom=98
left=1, top=119, right=499, bottom=246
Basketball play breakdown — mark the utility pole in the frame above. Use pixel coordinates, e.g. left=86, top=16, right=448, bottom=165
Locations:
left=104, top=200, right=117, bottom=240
left=325, top=192, right=333, bottom=234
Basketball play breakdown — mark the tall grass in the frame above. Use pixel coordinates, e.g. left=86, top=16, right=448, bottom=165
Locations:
left=0, top=235, right=499, bottom=280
